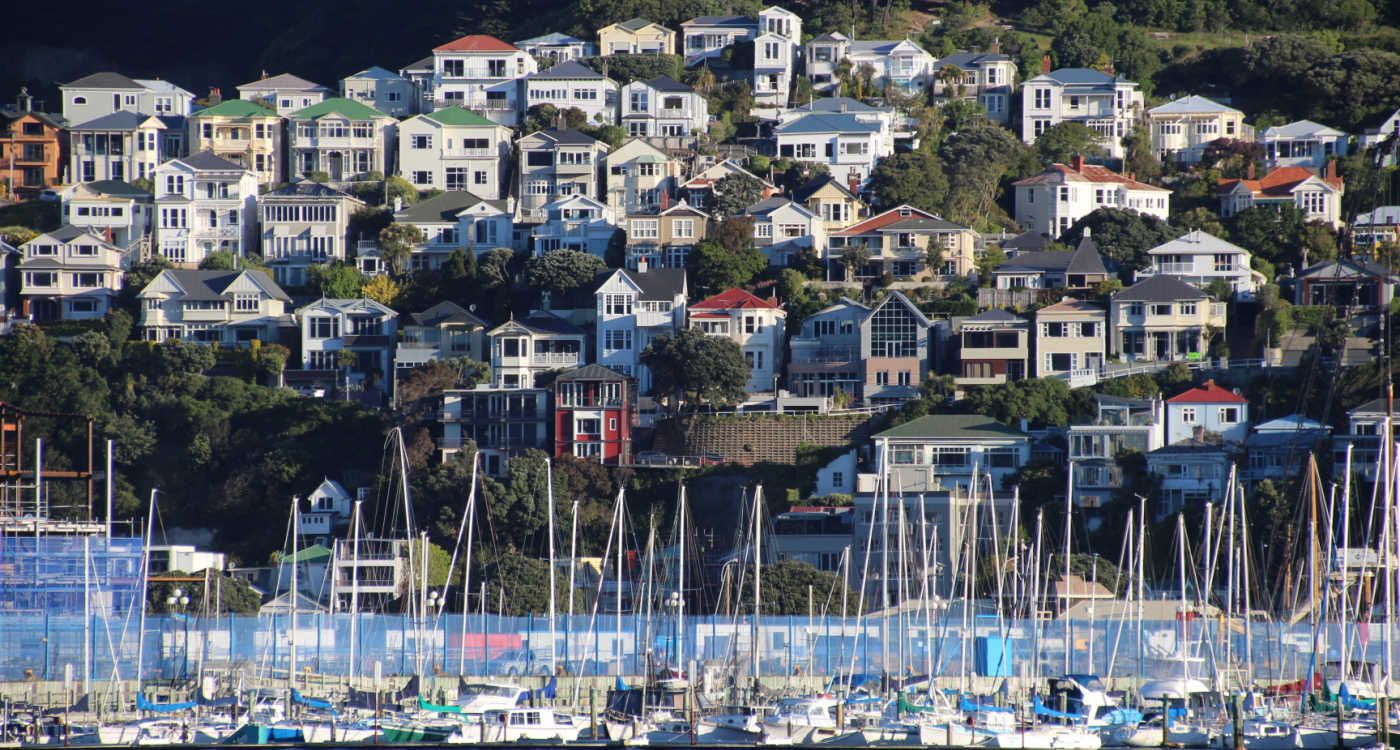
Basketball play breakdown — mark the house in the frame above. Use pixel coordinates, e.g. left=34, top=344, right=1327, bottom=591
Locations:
left=340, top=66, right=419, bottom=118
left=999, top=230, right=1051, bottom=256
left=553, top=364, right=634, bottom=463
left=487, top=310, right=588, bottom=388
left=772, top=506, right=852, bottom=573
left=0, top=107, right=65, bottom=200
left=1354, top=206, right=1400, bottom=248
left=297, top=478, right=354, bottom=545
left=752, top=6, right=803, bottom=108
left=395, top=301, right=488, bottom=375
left=1293, top=258, right=1398, bottom=311
left=286, top=98, right=397, bottom=182
left=295, top=297, right=399, bottom=400
left=1013, top=156, right=1170, bottom=238
left=745, top=197, right=824, bottom=266
left=1359, top=107, right=1400, bottom=152
left=531, top=194, right=619, bottom=257
left=516, top=33, right=597, bottom=64
left=624, top=201, right=710, bottom=270
left=1165, top=380, right=1249, bottom=445
left=873, top=414, right=1030, bottom=491
left=60, top=72, right=194, bottom=124
left=1110, top=276, right=1226, bottom=363
left=1333, top=398, right=1394, bottom=484
left=430, top=34, right=538, bottom=126
left=259, top=180, right=366, bottom=287
left=805, top=33, right=852, bottom=94
left=1244, top=415, right=1329, bottom=485
left=860, top=291, right=932, bottom=402
left=844, top=39, right=939, bottom=93
left=153, top=151, right=259, bottom=266
left=680, top=15, right=755, bottom=64
left=237, top=73, right=330, bottom=116
left=932, top=51, right=1018, bottom=124
left=517, top=128, right=609, bottom=221
left=1146, top=95, right=1252, bottom=163
left=990, top=234, right=1110, bottom=290
left=1135, top=229, right=1262, bottom=298
left=391, top=191, right=513, bottom=269
left=597, top=18, right=676, bottom=56
left=60, top=180, right=153, bottom=252
left=67, top=111, right=166, bottom=183
left=399, top=56, right=437, bottom=114
left=954, top=310, right=1029, bottom=385
left=792, top=175, right=866, bottom=232
left=1020, top=68, right=1144, bottom=159
left=594, top=268, right=687, bottom=392
left=186, top=99, right=284, bottom=185
left=1217, top=163, right=1344, bottom=229
left=679, top=159, right=777, bottom=211
left=827, top=204, right=979, bottom=281
left=1068, top=393, right=1164, bottom=512
left=619, top=77, right=709, bottom=142
left=689, top=288, right=787, bottom=394
left=522, top=61, right=619, bottom=125
left=440, top=385, right=550, bottom=474
left=17, top=226, right=127, bottom=321
left=774, top=113, right=888, bottom=186
left=398, top=107, right=512, bottom=197
left=1261, top=120, right=1349, bottom=170
left=787, top=297, right=868, bottom=399
left=137, top=268, right=292, bottom=344
left=777, top=98, right=900, bottom=155
left=604, top=138, right=680, bottom=216
left=1146, top=440, right=1233, bottom=518
left=1034, top=298, right=1107, bottom=378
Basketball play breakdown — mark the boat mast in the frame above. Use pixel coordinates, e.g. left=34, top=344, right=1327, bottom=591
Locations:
left=456, top=454, right=478, bottom=675
left=1065, top=459, right=1074, bottom=675
left=134, top=490, right=156, bottom=695
left=752, top=483, right=763, bottom=694
left=546, top=457, right=557, bottom=677
left=568, top=499, right=578, bottom=682
left=349, top=499, right=361, bottom=684
left=291, top=496, right=300, bottom=695
left=677, top=484, right=686, bottom=674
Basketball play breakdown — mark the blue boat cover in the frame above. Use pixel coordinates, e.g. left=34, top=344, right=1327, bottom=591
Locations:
left=1033, top=695, right=1085, bottom=721
left=960, top=696, right=1015, bottom=714
left=137, top=694, right=197, bottom=712
left=290, top=689, right=336, bottom=714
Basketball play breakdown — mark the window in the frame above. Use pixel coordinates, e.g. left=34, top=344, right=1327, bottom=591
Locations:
left=474, top=170, right=489, bottom=186
left=745, top=350, right=764, bottom=370
left=1181, top=407, right=1197, bottom=424
left=1150, top=304, right=1173, bottom=316
left=605, top=294, right=633, bottom=316
left=234, top=294, right=258, bottom=312
left=445, top=167, right=466, bottom=190
left=875, top=371, right=889, bottom=385
left=309, top=316, right=340, bottom=339
left=1213, top=254, right=1234, bottom=273
left=1057, top=186, right=1070, bottom=202
left=1032, top=88, right=1051, bottom=109
left=604, top=329, right=632, bottom=351
left=71, top=272, right=102, bottom=287
left=1218, top=407, right=1240, bottom=424
left=412, top=170, right=432, bottom=185
left=630, top=219, right=659, bottom=239
left=672, top=219, right=694, bottom=239
left=72, top=95, right=87, bottom=106
left=411, top=134, right=432, bottom=149
left=1179, top=302, right=1197, bottom=316
left=164, top=175, right=185, bottom=196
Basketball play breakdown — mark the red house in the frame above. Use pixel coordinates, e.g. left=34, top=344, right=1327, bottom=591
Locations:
left=552, top=364, right=633, bottom=463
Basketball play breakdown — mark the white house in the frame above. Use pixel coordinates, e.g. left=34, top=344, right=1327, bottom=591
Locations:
left=1359, top=107, right=1400, bottom=152
left=774, top=113, right=889, bottom=186
left=391, top=191, right=514, bottom=269
left=1136, top=229, right=1263, bottom=298
left=680, top=15, right=754, bottom=65
left=487, top=310, right=588, bottom=388
left=259, top=180, right=366, bottom=287
left=1021, top=68, right=1144, bottom=159
left=153, top=152, right=259, bottom=266
left=873, top=414, right=1029, bottom=492
left=752, top=6, right=803, bottom=108
left=844, top=39, right=938, bottom=92
left=286, top=98, right=398, bottom=181
left=531, top=194, right=619, bottom=257
left=298, top=478, right=355, bottom=544
left=516, top=33, right=597, bottom=64
left=1110, top=276, right=1227, bottom=364
left=1260, top=120, right=1349, bottom=170
left=1146, top=95, right=1251, bottom=163
left=341, top=66, right=419, bottom=118
left=604, top=138, right=681, bottom=216
left=1013, top=155, right=1170, bottom=238
left=237, top=73, right=331, bottom=116
left=430, top=34, right=538, bottom=126
left=522, top=61, right=619, bottom=125
left=517, top=128, right=610, bottom=221
left=137, top=268, right=292, bottom=344
left=619, top=77, right=710, bottom=141
left=18, top=226, right=127, bottom=322
left=778, top=97, right=898, bottom=155
left=296, top=297, right=399, bottom=397
left=60, top=71, right=194, bottom=124
left=60, top=180, right=152, bottom=252
left=594, top=268, right=687, bottom=392
left=689, top=287, right=787, bottom=394
left=1217, top=164, right=1345, bottom=230
left=398, top=107, right=512, bottom=197
left=745, top=197, right=825, bottom=266
left=932, top=51, right=1018, bottom=124
left=1165, top=380, right=1249, bottom=445
left=67, top=112, right=166, bottom=183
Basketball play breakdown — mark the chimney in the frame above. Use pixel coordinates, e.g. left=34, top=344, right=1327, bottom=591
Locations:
left=1071, top=154, right=1085, bottom=173
left=17, top=87, right=32, bottom=113
left=847, top=174, right=860, bottom=196
left=1325, top=158, right=1337, bottom=180
left=1246, top=162, right=1255, bottom=180
left=637, top=255, right=649, bottom=273
left=208, top=87, right=222, bottom=105
left=1041, top=54, right=1052, bottom=75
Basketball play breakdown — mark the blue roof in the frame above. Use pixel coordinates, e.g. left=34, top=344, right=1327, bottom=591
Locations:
left=775, top=113, right=881, bottom=135
left=517, top=32, right=587, bottom=46
left=1038, top=68, right=1131, bottom=86
left=346, top=66, right=404, bottom=81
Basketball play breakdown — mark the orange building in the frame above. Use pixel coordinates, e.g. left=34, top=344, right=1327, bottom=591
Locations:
left=1, top=101, right=66, bottom=200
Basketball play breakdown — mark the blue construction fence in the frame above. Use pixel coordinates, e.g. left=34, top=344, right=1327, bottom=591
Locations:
left=0, top=610, right=1390, bottom=685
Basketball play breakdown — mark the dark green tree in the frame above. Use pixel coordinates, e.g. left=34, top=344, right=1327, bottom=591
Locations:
left=1061, top=209, right=1179, bottom=271
left=1035, top=122, right=1108, bottom=164
left=686, top=235, right=768, bottom=296
left=867, top=151, right=949, bottom=215
left=525, top=249, right=606, bottom=294
left=735, top=559, right=852, bottom=615
left=641, top=328, right=750, bottom=409
left=308, top=262, right=366, bottom=297
left=712, top=173, right=766, bottom=217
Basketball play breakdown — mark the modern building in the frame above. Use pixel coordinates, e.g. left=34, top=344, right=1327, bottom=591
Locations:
left=398, top=106, right=512, bottom=197
left=953, top=309, right=1029, bottom=385
left=1034, top=298, right=1107, bottom=378
left=440, top=386, right=550, bottom=474
left=340, top=66, right=419, bottom=118
left=1068, top=393, right=1164, bottom=512
left=1135, top=229, right=1262, bottom=298
left=153, top=151, right=260, bottom=266
left=860, top=291, right=932, bottom=403
left=1146, top=95, right=1251, bottom=163
left=186, top=99, right=284, bottom=185
left=1020, top=68, right=1143, bottom=159
left=17, top=226, right=127, bottom=321
left=286, top=98, right=398, bottom=181
left=1110, top=276, right=1226, bottom=363
left=1146, top=440, right=1232, bottom=518
left=1165, top=380, right=1249, bottom=445
left=429, top=34, right=538, bottom=126
left=689, top=288, right=787, bottom=394
left=1013, top=156, right=1170, bottom=238
left=259, top=180, right=366, bottom=287
left=1244, top=415, right=1329, bottom=485
left=594, top=267, right=687, bottom=391
left=552, top=364, right=634, bottom=464
left=237, top=73, right=331, bottom=116
left=137, top=268, right=292, bottom=344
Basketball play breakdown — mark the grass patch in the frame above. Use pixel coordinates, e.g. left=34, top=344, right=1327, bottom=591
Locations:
left=0, top=200, right=60, bottom=232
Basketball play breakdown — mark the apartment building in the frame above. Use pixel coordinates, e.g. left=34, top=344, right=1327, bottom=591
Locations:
left=259, top=181, right=366, bottom=287
left=430, top=34, right=538, bottom=126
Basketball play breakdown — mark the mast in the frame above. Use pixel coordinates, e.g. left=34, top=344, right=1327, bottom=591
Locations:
left=1065, top=459, right=1074, bottom=675
left=290, top=496, right=299, bottom=694
left=568, top=499, right=579, bottom=681
left=1177, top=513, right=1189, bottom=696
left=752, top=484, right=763, bottom=692
left=135, top=491, right=156, bottom=700
left=457, top=454, right=478, bottom=675
left=546, top=457, right=557, bottom=677
left=1340, top=444, right=1353, bottom=684
left=677, top=485, right=686, bottom=673
left=615, top=487, right=625, bottom=677
left=349, top=500, right=361, bottom=684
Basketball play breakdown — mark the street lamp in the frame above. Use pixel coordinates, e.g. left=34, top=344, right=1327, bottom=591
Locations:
left=427, top=590, right=445, bottom=669
left=664, top=591, right=682, bottom=669
left=166, top=588, right=190, bottom=680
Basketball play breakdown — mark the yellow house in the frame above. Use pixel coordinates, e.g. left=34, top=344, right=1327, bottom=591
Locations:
left=187, top=99, right=285, bottom=185
left=598, top=18, right=676, bottom=56
left=828, top=204, right=979, bottom=281
left=793, top=175, right=867, bottom=231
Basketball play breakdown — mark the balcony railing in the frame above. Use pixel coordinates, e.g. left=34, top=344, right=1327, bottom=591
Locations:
left=434, top=97, right=513, bottom=110
left=532, top=352, right=582, bottom=366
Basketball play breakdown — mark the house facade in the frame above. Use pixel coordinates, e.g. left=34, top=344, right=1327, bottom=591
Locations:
left=67, top=112, right=166, bottom=183
left=487, top=310, right=588, bottom=388
left=237, top=73, right=331, bottom=116
left=60, top=72, right=194, bottom=124
left=1136, top=229, right=1262, bottom=298
left=874, top=414, right=1030, bottom=492
left=516, top=33, right=597, bottom=64
left=1110, top=276, right=1227, bottom=363
left=774, top=113, right=888, bottom=186
left=153, top=152, right=260, bottom=266
left=1020, top=68, right=1143, bottom=159
left=827, top=205, right=979, bottom=281
left=137, top=269, right=291, bottom=344
left=689, top=288, right=787, bottom=394
left=619, top=77, right=709, bottom=141
left=522, top=61, right=619, bottom=125
left=746, top=197, right=824, bottom=267
left=1068, top=394, right=1164, bottom=512
left=553, top=364, right=634, bottom=464
left=1165, top=380, right=1249, bottom=445
left=341, top=66, right=418, bottom=118
left=517, top=128, right=609, bottom=221
left=1293, top=259, right=1397, bottom=311
left=530, top=194, right=618, bottom=257
left=1034, top=298, right=1107, bottom=378
left=1217, top=164, right=1345, bottom=229
left=860, top=291, right=931, bottom=402
left=60, top=180, right=153, bottom=252
left=391, top=191, right=514, bottom=269
left=604, top=138, right=680, bottom=216
left=259, top=181, right=366, bottom=287
left=787, top=297, right=867, bottom=399
left=398, top=107, right=512, bottom=197
left=1146, top=441, right=1232, bottom=517
left=1013, top=156, right=1170, bottom=238
left=932, top=51, right=1017, bottom=124
left=594, top=268, right=687, bottom=392
left=287, top=98, right=397, bottom=181
left=793, top=175, right=866, bottom=232
left=430, top=34, right=538, bottom=125
left=752, top=7, right=803, bottom=107
left=395, top=301, right=488, bottom=374
left=954, top=310, right=1029, bottom=385
left=0, top=109, right=65, bottom=200
left=187, top=99, right=284, bottom=185
left=990, top=235, right=1110, bottom=290
left=597, top=19, right=675, bottom=56
left=1146, top=95, right=1251, bottom=163
left=18, top=226, right=126, bottom=321
left=624, top=201, right=710, bottom=270
left=681, top=15, right=754, bottom=65
left=1261, top=120, right=1349, bottom=170
left=295, top=297, right=399, bottom=399
left=440, top=386, right=550, bottom=475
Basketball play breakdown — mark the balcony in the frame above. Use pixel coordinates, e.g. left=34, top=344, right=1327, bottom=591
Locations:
left=532, top=351, right=582, bottom=366
left=192, top=227, right=243, bottom=240
left=634, top=308, right=673, bottom=328
left=434, top=97, right=514, bottom=110
left=443, top=148, right=496, bottom=159
left=1146, top=262, right=1199, bottom=275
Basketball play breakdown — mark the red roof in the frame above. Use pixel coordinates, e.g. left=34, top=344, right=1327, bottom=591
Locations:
left=691, top=288, right=780, bottom=310
left=434, top=34, right=519, bottom=52
left=832, top=204, right=935, bottom=237
left=1013, top=162, right=1169, bottom=192
left=1167, top=380, right=1247, bottom=405
left=1217, top=165, right=1343, bottom=198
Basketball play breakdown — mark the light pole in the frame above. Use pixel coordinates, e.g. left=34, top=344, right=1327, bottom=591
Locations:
left=664, top=591, right=681, bottom=668
left=427, top=590, right=445, bottom=672
left=166, top=588, right=190, bottom=680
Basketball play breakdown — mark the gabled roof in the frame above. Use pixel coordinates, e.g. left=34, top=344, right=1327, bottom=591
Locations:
left=288, top=97, right=390, bottom=121
left=640, top=75, right=693, bottom=93
left=849, top=39, right=929, bottom=57
left=1068, top=236, right=1109, bottom=274
left=151, top=269, right=292, bottom=302
left=31, top=224, right=112, bottom=245
left=402, top=56, right=435, bottom=73
left=491, top=310, right=583, bottom=336
left=1001, top=231, right=1050, bottom=254
left=530, top=60, right=607, bottom=81
left=692, top=288, right=780, bottom=310
left=681, top=15, right=753, bottom=27
left=1253, top=414, right=1327, bottom=433
left=69, top=111, right=162, bottom=131
left=1261, top=119, right=1346, bottom=140
left=434, top=34, right=518, bottom=53
left=423, top=106, right=498, bottom=127
left=746, top=196, right=812, bottom=217
left=524, top=127, right=604, bottom=146
left=1115, top=275, right=1209, bottom=302
left=517, top=32, right=588, bottom=46
left=994, top=250, right=1078, bottom=274
left=1036, top=298, right=1105, bottom=316
left=74, top=180, right=151, bottom=198
left=1167, top=380, right=1247, bottom=405
left=1147, top=229, right=1249, bottom=258
left=288, top=544, right=332, bottom=563
left=63, top=72, right=143, bottom=90
left=833, top=205, right=937, bottom=237
left=238, top=73, right=328, bottom=92
left=137, top=79, right=192, bottom=97
left=1032, top=67, right=1134, bottom=87
left=963, top=309, right=1024, bottom=325
left=809, top=32, right=850, bottom=43
left=297, top=297, right=397, bottom=317
left=396, top=191, right=504, bottom=223
left=189, top=99, right=278, bottom=118
left=869, top=290, right=932, bottom=328
left=792, top=175, right=858, bottom=203
left=1297, top=258, right=1399, bottom=282
left=615, top=18, right=666, bottom=32
left=409, top=300, right=487, bottom=328
left=556, top=363, right=630, bottom=382
left=878, top=216, right=967, bottom=233
left=174, top=151, right=249, bottom=172
left=263, top=180, right=362, bottom=200
left=876, top=414, right=1026, bottom=440
left=786, top=97, right=886, bottom=115
left=345, top=65, right=405, bottom=81
left=937, top=50, right=1013, bottom=70
left=775, top=113, right=882, bottom=135
left=606, top=268, right=686, bottom=301
left=1148, top=95, right=1240, bottom=116
left=1014, top=162, right=1169, bottom=192
left=1217, top=165, right=1343, bottom=197
left=1350, top=397, right=1389, bottom=416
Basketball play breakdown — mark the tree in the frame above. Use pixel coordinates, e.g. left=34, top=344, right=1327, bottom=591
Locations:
left=309, top=261, right=366, bottom=297
left=641, top=328, right=750, bottom=409
left=938, top=123, right=1036, bottom=228
left=147, top=571, right=262, bottom=613
left=198, top=251, right=240, bottom=270
left=362, top=274, right=402, bottom=306
left=735, top=559, right=852, bottom=615
left=1226, top=205, right=1312, bottom=268
left=1034, top=122, right=1108, bottom=164
left=478, top=248, right=516, bottom=288
left=1061, top=209, right=1179, bottom=271
left=478, top=549, right=585, bottom=615
left=960, top=378, right=1093, bottom=428
left=841, top=243, right=872, bottom=280
left=525, top=249, right=606, bottom=294
left=0, top=226, right=38, bottom=245
left=712, top=173, right=765, bottom=217
left=385, top=175, right=417, bottom=207
left=867, top=151, right=948, bottom=214
left=686, top=235, right=768, bottom=296
left=377, top=223, right=424, bottom=275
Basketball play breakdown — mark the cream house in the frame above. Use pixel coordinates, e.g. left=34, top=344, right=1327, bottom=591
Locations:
left=597, top=19, right=676, bottom=56
left=932, top=51, right=1018, bottom=124
left=341, top=66, right=418, bottom=118
left=1146, top=95, right=1251, bottom=163
left=187, top=99, right=284, bottom=185
left=397, top=106, right=512, bottom=197
left=138, top=268, right=292, bottom=344
left=1217, top=164, right=1345, bottom=230
left=792, top=175, right=867, bottom=231
left=517, top=128, right=610, bottom=221
left=827, top=204, right=979, bottom=281
left=287, top=98, right=397, bottom=181
left=604, top=139, right=680, bottom=216
left=1110, top=276, right=1227, bottom=363
left=18, top=226, right=128, bottom=321
left=1034, top=298, right=1107, bottom=378
left=954, top=310, right=1029, bottom=385
left=259, top=181, right=366, bottom=287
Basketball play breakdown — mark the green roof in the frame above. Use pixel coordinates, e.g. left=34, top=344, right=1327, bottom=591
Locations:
left=289, top=97, right=390, bottom=121
left=423, top=107, right=497, bottom=127
left=876, top=414, right=1026, bottom=440
left=190, top=99, right=278, bottom=118
left=289, top=544, right=332, bottom=563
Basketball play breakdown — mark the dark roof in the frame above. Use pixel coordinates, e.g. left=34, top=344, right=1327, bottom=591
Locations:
left=1068, top=236, right=1108, bottom=274
left=178, top=151, right=247, bottom=171
left=1115, top=274, right=1209, bottom=302
left=683, top=15, right=752, bottom=26
left=556, top=363, right=629, bottom=382
left=530, top=60, right=606, bottom=80
left=994, top=250, right=1077, bottom=274
left=1002, top=231, right=1050, bottom=253
left=1298, top=258, right=1400, bottom=282
left=531, top=127, right=603, bottom=145
left=82, top=180, right=150, bottom=197
left=611, top=268, right=686, bottom=301
left=69, top=111, right=152, bottom=131
left=617, top=18, right=660, bottom=31
left=396, top=191, right=501, bottom=222
left=938, top=50, right=1014, bottom=70
left=161, top=269, right=291, bottom=302
left=877, top=414, right=1026, bottom=440
left=963, top=309, right=1024, bottom=324
left=1, top=109, right=65, bottom=129
left=264, top=180, right=359, bottom=199
left=511, top=311, right=583, bottom=335
left=48, top=225, right=99, bottom=242
left=409, top=300, right=487, bottom=328
left=642, top=75, right=692, bottom=93
left=792, top=175, right=857, bottom=203
left=64, top=72, right=143, bottom=90
left=1148, top=439, right=1230, bottom=457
